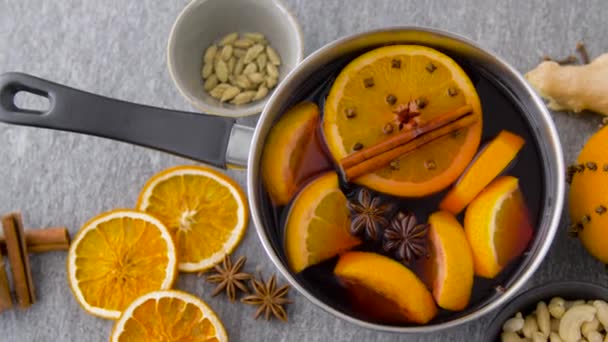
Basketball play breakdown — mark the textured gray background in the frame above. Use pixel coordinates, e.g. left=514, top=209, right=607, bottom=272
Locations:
left=1, top=0, right=607, bottom=341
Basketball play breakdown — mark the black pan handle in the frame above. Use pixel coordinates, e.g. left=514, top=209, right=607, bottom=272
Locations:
left=0, top=72, right=238, bottom=168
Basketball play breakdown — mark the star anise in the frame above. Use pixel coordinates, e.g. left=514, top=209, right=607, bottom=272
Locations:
left=205, top=255, right=251, bottom=302
left=347, top=188, right=391, bottom=240
left=393, top=100, right=422, bottom=130
left=383, top=212, right=429, bottom=264
left=241, top=274, right=292, bottom=322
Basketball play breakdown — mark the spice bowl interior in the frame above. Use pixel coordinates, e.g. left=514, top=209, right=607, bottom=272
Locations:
left=485, top=281, right=608, bottom=341
left=167, top=0, right=303, bottom=117
left=248, top=28, right=565, bottom=333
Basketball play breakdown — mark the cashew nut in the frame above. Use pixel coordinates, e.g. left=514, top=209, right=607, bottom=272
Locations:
left=538, top=301, right=551, bottom=335
left=586, top=331, right=603, bottom=342
left=504, top=313, right=526, bottom=333
left=549, top=297, right=567, bottom=319
left=593, top=300, right=608, bottom=330
left=523, top=314, right=540, bottom=338
left=501, top=331, right=529, bottom=342
left=582, top=318, right=600, bottom=337
left=549, top=332, right=563, bottom=342
left=559, top=304, right=597, bottom=342
left=531, top=331, right=548, bottom=342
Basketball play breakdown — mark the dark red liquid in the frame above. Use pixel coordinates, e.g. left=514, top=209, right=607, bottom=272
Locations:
left=258, top=53, right=545, bottom=326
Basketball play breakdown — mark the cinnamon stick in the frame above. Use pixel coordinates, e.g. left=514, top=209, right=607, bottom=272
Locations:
left=341, top=104, right=474, bottom=169
left=343, top=107, right=478, bottom=181
left=0, top=227, right=70, bottom=254
left=1, top=213, right=35, bottom=308
left=0, top=253, right=12, bottom=312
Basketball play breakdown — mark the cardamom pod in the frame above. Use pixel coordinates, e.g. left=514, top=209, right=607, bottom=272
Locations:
left=266, top=46, right=281, bottom=66
left=233, top=38, right=254, bottom=49
left=230, top=91, right=256, bottom=105
left=248, top=72, right=265, bottom=84
left=244, top=44, right=264, bottom=64
left=236, top=75, right=252, bottom=89
left=266, top=63, right=279, bottom=78
left=234, top=58, right=245, bottom=76
left=242, top=63, right=257, bottom=75
left=265, top=76, right=278, bottom=89
left=228, top=75, right=238, bottom=87
left=215, top=59, right=229, bottom=83
left=209, top=83, right=230, bottom=99
left=256, top=53, right=267, bottom=71
left=204, top=74, right=219, bottom=91
left=219, top=32, right=238, bottom=46
left=220, top=86, right=240, bottom=102
left=201, top=62, right=213, bottom=79
left=243, top=32, right=265, bottom=42
left=220, top=45, right=233, bottom=61
left=253, top=85, right=269, bottom=100
left=233, top=48, right=246, bottom=58
left=227, top=57, right=236, bottom=75
left=203, top=45, right=217, bottom=64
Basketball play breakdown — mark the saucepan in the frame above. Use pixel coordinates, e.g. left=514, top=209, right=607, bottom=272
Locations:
left=0, top=27, right=564, bottom=333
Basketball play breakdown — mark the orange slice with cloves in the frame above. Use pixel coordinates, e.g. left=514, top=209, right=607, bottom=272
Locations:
left=323, top=45, right=482, bottom=197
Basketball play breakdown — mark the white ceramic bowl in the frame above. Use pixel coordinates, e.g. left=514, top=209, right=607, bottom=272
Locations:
left=167, top=0, right=304, bottom=117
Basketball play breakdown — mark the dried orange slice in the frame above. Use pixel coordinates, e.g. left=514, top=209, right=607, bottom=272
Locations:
left=440, top=130, right=525, bottom=214
left=464, top=176, right=533, bottom=278
left=423, top=211, right=474, bottom=311
left=111, top=290, right=227, bottom=342
left=323, top=45, right=482, bottom=197
left=67, top=210, right=177, bottom=319
left=261, top=101, right=322, bottom=205
left=136, top=165, right=248, bottom=272
left=569, top=126, right=608, bottom=263
left=334, top=252, right=437, bottom=324
left=285, top=172, right=361, bottom=273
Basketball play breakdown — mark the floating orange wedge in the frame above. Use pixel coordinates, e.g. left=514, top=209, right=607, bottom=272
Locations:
left=440, top=130, right=525, bottom=214
left=111, top=290, right=227, bottom=342
left=136, top=165, right=248, bottom=272
left=261, top=101, right=322, bottom=205
left=285, top=172, right=360, bottom=273
left=323, top=45, right=482, bottom=197
left=464, top=176, right=533, bottom=278
left=334, top=252, right=437, bottom=324
left=423, top=211, right=474, bottom=311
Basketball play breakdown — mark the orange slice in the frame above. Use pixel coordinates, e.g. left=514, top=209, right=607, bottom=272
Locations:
left=136, top=165, right=248, bottom=272
left=423, top=211, right=474, bottom=311
left=67, top=210, right=177, bottom=319
left=440, top=130, right=525, bottom=214
left=464, top=176, right=533, bottom=278
left=111, top=290, right=227, bottom=342
left=261, top=101, right=322, bottom=205
left=334, top=252, right=437, bottom=324
left=285, top=172, right=361, bottom=273
left=569, top=126, right=608, bottom=263
left=323, top=45, right=482, bottom=197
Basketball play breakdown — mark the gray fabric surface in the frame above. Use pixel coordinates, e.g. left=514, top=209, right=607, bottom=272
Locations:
left=1, top=0, right=607, bottom=341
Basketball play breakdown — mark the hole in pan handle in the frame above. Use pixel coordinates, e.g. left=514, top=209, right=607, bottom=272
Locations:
left=0, top=72, right=251, bottom=168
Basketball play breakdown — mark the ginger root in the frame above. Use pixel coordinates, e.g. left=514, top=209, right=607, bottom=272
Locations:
left=525, top=53, right=608, bottom=115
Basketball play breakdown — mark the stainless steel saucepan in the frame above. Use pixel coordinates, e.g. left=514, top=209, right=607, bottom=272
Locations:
left=0, top=27, right=564, bottom=333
